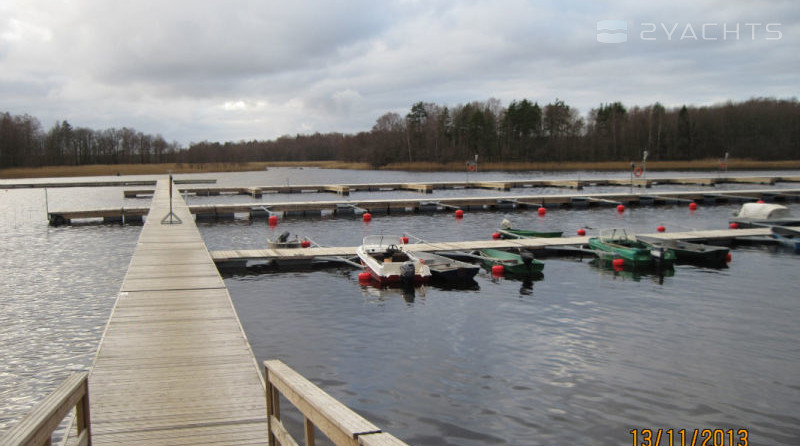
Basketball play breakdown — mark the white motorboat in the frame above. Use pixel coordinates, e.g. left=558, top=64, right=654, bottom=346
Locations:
left=356, top=235, right=431, bottom=286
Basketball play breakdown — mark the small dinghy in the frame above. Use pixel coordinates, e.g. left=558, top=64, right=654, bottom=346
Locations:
left=267, top=231, right=303, bottom=249
left=588, top=228, right=676, bottom=268
left=637, top=236, right=730, bottom=267
left=770, top=226, right=800, bottom=253
left=413, top=251, right=479, bottom=282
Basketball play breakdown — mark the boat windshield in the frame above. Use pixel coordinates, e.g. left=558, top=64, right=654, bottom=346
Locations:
left=361, top=235, right=403, bottom=252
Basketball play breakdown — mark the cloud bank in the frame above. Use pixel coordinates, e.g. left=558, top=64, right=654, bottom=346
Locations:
left=1, top=0, right=797, bottom=145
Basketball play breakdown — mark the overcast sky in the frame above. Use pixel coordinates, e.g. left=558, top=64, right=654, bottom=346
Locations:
left=1, top=0, right=797, bottom=145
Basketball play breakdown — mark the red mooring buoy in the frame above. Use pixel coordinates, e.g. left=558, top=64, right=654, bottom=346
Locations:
left=612, top=258, right=625, bottom=268
left=689, top=202, right=698, bottom=211
left=358, top=272, right=371, bottom=282
left=577, top=228, right=586, bottom=236
left=492, top=232, right=501, bottom=240
left=538, top=207, right=547, bottom=216
left=362, top=212, right=372, bottom=222
left=729, top=222, right=740, bottom=229
left=301, top=240, right=311, bottom=248
left=657, top=225, right=666, bottom=232
left=268, top=215, right=278, bottom=226
left=491, top=265, right=504, bottom=276
left=455, top=209, right=464, bottom=218
left=617, top=204, right=625, bottom=213
left=726, top=253, right=732, bottom=263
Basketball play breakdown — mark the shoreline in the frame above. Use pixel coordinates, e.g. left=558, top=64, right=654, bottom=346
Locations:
left=2, top=159, right=799, bottom=179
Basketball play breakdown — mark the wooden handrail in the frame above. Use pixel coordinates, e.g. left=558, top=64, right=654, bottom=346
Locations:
left=264, top=360, right=408, bottom=446
left=0, top=372, right=91, bottom=446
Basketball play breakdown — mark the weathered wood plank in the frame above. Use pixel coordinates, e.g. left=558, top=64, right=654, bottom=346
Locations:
left=0, top=373, right=88, bottom=446
left=69, top=178, right=267, bottom=445
left=358, top=432, right=410, bottom=446
left=265, top=360, right=381, bottom=446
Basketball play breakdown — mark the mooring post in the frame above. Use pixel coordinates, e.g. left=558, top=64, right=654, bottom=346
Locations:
left=160, top=172, right=183, bottom=225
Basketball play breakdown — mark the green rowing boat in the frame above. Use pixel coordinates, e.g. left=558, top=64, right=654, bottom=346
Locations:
left=477, top=248, right=545, bottom=275
left=588, top=229, right=675, bottom=268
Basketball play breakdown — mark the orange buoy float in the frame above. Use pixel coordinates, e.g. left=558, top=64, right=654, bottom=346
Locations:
left=455, top=209, right=464, bottom=218
left=268, top=215, right=278, bottom=226
left=362, top=212, right=372, bottom=222
left=616, top=204, right=625, bottom=213
left=537, top=207, right=547, bottom=216
left=689, top=202, right=698, bottom=211
left=577, top=228, right=586, bottom=236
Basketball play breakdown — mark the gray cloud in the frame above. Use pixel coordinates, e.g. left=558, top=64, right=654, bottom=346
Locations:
left=0, top=0, right=796, bottom=145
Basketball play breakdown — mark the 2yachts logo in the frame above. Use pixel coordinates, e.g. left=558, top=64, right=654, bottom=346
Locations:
left=597, top=20, right=782, bottom=43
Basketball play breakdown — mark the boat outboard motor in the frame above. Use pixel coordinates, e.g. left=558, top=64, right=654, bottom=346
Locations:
left=400, top=261, right=416, bottom=285
left=520, top=250, right=535, bottom=267
left=277, top=231, right=290, bottom=243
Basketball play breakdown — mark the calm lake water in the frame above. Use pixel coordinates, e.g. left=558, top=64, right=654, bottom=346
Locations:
left=2, top=168, right=799, bottom=445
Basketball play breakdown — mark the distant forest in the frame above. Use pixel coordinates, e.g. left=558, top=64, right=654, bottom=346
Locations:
left=1, top=97, right=798, bottom=169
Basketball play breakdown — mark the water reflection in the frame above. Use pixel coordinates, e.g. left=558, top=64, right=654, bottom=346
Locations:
left=359, top=283, right=425, bottom=304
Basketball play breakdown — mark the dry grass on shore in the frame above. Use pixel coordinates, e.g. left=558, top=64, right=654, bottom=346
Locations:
left=379, top=159, right=800, bottom=172
left=2, top=159, right=798, bottom=179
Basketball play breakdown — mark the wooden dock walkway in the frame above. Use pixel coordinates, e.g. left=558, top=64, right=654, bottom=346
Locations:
left=121, top=175, right=800, bottom=197
left=209, top=227, right=779, bottom=265
left=72, top=179, right=267, bottom=445
left=0, top=179, right=215, bottom=189
left=48, top=187, right=800, bottom=225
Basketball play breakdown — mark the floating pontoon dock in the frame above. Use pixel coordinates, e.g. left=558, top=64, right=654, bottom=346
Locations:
left=49, top=187, right=800, bottom=225
left=209, top=227, right=784, bottom=267
left=121, top=175, right=800, bottom=197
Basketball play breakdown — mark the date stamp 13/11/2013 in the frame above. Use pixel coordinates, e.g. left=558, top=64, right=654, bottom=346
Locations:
left=629, top=428, right=749, bottom=446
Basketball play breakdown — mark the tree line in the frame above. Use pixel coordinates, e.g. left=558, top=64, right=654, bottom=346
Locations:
left=0, top=115, right=182, bottom=168
left=2, top=97, right=798, bottom=169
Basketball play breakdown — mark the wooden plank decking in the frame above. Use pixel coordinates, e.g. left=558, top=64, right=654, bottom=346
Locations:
left=73, top=179, right=267, bottom=445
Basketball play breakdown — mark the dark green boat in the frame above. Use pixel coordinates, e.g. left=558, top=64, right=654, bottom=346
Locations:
left=477, top=248, right=545, bottom=276
left=499, top=228, right=563, bottom=239
left=588, top=229, right=675, bottom=268
left=637, top=236, right=730, bottom=267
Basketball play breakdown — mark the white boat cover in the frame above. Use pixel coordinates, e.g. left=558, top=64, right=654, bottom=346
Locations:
left=736, top=203, right=791, bottom=220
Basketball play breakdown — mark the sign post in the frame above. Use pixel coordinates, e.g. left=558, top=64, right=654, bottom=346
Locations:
left=161, top=172, right=182, bottom=224
left=642, top=150, right=648, bottom=183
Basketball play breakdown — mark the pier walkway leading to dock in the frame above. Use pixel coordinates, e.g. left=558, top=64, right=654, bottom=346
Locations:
left=76, top=179, right=267, bottom=445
